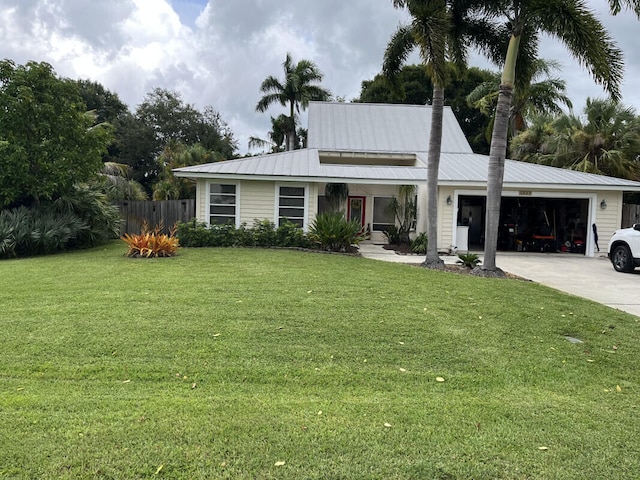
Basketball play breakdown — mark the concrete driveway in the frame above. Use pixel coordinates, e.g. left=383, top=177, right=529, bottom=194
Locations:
left=358, top=244, right=640, bottom=317
left=494, top=252, right=640, bottom=317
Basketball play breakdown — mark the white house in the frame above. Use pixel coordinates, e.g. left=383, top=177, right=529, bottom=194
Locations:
left=174, top=101, right=640, bottom=256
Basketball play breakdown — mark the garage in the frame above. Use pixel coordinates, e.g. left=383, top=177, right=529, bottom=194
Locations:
left=457, top=195, right=591, bottom=254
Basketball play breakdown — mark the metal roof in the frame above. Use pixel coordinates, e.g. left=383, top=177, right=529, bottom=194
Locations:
left=174, top=102, right=640, bottom=191
left=174, top=149, right=427, bottom=184
left=175, top=149, right=640, bottom=190
left=307, top=101, right=473, bottom=154
left=435, top=153, right=640, bottom=188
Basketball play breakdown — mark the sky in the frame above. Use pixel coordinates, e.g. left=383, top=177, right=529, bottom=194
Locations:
left=1, top=0, right=639, bottom=155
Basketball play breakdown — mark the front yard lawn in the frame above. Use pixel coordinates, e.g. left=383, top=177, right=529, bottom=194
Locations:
left=1, top=242, right=639, bottom=479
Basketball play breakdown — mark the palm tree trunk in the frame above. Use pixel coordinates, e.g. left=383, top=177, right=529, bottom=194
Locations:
left=477, top=31, right=520, bottom=275
left=288, top=101, right=296, bottom=151
left=423, top=84, right=445, bottom=269
left=482, top=84, right=513, bottom=271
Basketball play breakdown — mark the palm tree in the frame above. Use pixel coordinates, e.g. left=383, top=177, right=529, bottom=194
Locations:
left=512, top=98, right=640, bottom=181
left=256, top=53, right=331, bottom=151
left=467, top=58, right=572, bottom=144
left=248, top=114, right=289, bottom=153
left=384, top=0, right=499, bottom=269
left=478, top=0, right=628, bottom=275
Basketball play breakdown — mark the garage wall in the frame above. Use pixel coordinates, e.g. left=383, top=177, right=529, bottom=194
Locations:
left=596, top=191, right=623, bottom=254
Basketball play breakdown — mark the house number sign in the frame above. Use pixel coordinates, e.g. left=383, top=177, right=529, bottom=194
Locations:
left=518, top=191, right=532, bottom=196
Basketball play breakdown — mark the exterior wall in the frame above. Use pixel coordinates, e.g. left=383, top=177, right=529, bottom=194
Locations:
left=194, top=178, right=625, bottom=256
left=196, top=178, right=207, bottom=222
left=596, top=191, right=623, bottom=254
left=240, top=181, right=276, bottom=226
left=195, top=179, right=314, bottom=231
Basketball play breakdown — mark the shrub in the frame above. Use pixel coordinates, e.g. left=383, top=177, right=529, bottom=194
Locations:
left=176, top=218, right=312, bottom=249
left=382, top=225, right=401, bottom=245
left=122, top=222, right=179, bottom=258
left=0, top=206, right=89, bottom=258
left=411, top=232, right=428, bottom=254
left=276, top=221, right=312, bottom=248
left=457, top=252, right=481, bottom=268
left=52, top=184, right=121, bottom=249
left=308, top=212, right=364, bottom=252
left=252, top=219, right=277, bottom=247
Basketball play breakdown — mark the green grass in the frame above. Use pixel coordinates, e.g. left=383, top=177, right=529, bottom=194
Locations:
left=1, top=242, right=639, bottom=479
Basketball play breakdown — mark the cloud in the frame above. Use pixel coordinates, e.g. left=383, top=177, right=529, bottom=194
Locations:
left=1, top=0, right=640, bottom=154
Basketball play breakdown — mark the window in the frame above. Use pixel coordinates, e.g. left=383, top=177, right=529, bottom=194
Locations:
left=278, top=185, right=306, bottom=227
left=373, top=197, right=395, bottom=231
left=209, top=183, right=237, bottom=225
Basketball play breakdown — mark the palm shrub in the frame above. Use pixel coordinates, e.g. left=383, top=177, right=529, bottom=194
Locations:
left=0, top=206, right=89, bottom=258
left=384, top=185, right=417, bottom=245
left=52, top=184, right=121, bottom=248
left=457, top=252, right=481, bottom=269
left=308, top=212, right=364, bottom=252
left=411, top=232, right=428, bottom=254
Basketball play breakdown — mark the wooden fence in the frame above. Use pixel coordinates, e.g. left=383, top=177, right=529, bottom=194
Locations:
left=622, top=203, right=640, bottom=228
left=118, top=200, right=196, bottom=235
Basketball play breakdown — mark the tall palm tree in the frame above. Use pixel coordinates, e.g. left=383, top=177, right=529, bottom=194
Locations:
left=249, top=115, right=289, bottom=153
left=478, top=0, right=628, bottom=275
left=256, top=53, right=331, bottom=151
left=512, top=98, right=640, bottom=181
left=384, top=0, right=448, bottom=269
left=384, top=0, right=500, bottom=269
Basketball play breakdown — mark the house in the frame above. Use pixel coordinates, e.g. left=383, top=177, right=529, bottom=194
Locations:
left=174, top=101, right=640, bottom=257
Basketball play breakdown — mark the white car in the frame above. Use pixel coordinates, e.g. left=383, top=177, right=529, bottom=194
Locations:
left=608, top=224, right=640, bottom=272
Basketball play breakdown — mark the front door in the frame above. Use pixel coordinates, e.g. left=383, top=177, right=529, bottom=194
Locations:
left=348, top=196, right=366, bottom=231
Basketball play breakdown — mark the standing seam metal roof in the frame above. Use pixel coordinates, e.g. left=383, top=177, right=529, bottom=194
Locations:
left=174, top=102, right=640, bottom=190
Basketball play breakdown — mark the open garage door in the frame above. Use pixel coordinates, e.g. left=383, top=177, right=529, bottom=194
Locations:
left=457, top=195, right=590, bottom=254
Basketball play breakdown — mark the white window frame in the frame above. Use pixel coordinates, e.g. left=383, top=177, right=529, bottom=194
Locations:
left=274, top=183, right=308, bottom=230
left=208, top=182, right=240, bottom=228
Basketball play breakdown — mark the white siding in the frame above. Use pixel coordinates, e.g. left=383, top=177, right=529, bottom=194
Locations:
left=239, top=181, right=276, bottom=226
left=596, top=191, right=623, bottom=254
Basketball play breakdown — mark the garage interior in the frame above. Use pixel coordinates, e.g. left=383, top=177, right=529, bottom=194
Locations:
left=457, top=195, right=590, bottom=254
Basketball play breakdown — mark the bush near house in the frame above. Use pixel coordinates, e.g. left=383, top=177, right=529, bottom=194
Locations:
left=308, top=212, right=365, bottom=252
left=175, top=218, right=312, bottom=249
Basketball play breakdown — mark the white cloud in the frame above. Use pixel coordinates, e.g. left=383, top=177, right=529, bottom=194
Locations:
left=1, top=0, right=640, bottom=153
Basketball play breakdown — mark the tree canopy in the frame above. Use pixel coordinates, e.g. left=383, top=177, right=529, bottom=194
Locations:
left=511, top=98, right=640, bottom=181
left=0, top=60, right=113, bottom=208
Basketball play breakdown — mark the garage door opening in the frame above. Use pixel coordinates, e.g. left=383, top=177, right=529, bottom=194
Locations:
left=457, top=196, right=590, bottom=254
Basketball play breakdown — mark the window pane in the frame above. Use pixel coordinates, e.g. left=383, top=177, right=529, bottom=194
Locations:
left=279, top=197, right=305, bottom=207
left=317, top=196, right=329, bottom=214
left=211, top=184, right=236, bottom=194
left=210, top=205, right=236, bottom=215
left=210, top=215, right=235, bottom=225
left=373, top=197, right=395, bottom=231
left=280, top=186, right=305, bottom=197
left=280, top=217, right=303, bottom=227
left=373, top=197, right=395, bottom=223
left=279, top=207, right=304, bottom=218
left=210, top=194, right=236, bottom=205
